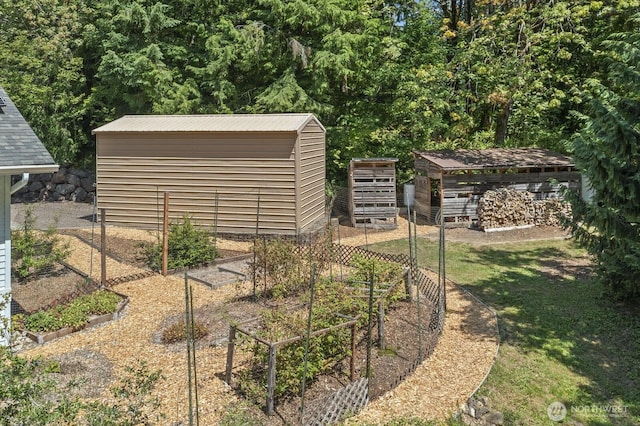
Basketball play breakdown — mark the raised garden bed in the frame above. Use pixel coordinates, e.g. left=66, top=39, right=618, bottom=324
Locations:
left=19, top=289, right=129, bottom=345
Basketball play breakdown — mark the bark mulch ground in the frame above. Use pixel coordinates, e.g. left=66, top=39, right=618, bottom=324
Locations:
left=18, top=217, right=501, bottom=425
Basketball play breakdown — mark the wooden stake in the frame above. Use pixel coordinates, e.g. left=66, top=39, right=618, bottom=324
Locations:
left=100, top=209, right=106, bottom=287
left=162, top=192, right=169, bottom=276
left=266, top=345, right=277, bottom=415
left=225, top=326, right=236, bottom=385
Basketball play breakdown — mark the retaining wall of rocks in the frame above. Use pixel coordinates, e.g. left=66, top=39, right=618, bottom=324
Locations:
left=11, top=166, right=95, bottom=203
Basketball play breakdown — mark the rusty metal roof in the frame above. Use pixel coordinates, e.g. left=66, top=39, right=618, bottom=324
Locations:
left=413, top=148, right=574, bottom=171
left=92, top=113, right=324, bottom=134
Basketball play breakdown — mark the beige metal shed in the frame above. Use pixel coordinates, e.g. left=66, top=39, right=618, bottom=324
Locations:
left=93, top=113, right=326, bottom=235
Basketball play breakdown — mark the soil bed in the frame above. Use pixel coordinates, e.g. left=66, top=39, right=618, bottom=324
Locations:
left=11, top=264, right=93, bottom=314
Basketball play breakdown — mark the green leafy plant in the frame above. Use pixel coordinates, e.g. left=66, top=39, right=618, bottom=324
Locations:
left=22, top=290, right=121, bottom=333
left=161, top=321, right=208, bottom=344
left=239, top=257, right=404, bottom=402
left=141, top=214, right=216, bottom=271
left=1, top=297, right=165, bottom=424
left=219, top=402, right=264, bottom=426
left=11, top=205, right=70, bottom=280
left=251, top=228, right=333, bottom=299
left=85, top=361, right=165, bottom=425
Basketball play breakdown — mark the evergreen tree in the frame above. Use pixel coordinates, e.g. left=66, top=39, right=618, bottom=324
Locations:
left=568, top=13, right=640, bottom=298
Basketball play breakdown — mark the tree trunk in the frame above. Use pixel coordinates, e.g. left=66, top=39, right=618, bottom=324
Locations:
left=494, top=97, right=513, bottom=145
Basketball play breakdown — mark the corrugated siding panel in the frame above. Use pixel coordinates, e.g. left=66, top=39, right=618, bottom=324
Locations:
left=97, top=132, right=295, bottom=159
left=97, top=157, right=297, bottom=233
left=298, top=122, right=326, bottom=229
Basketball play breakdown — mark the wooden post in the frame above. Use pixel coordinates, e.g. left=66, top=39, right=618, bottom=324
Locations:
left=350, top=322, right=357, bottom=381
left=100, top=209, right=107, bottom=287
left=162, top=192, right=169, bottom=276
left=225, top=325, right=236, bottom=385
left=378, top=300, right=385, bottom=349
left=404, top=267, right=413, bottom=302
left=266, top=345, right=277, bottom=415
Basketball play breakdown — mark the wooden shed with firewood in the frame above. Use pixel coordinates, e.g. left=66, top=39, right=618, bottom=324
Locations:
left=348, top=158, right=398, bottom=229
left=412, top=148, right=581, bottom=225
left=93, top=113, right=326, bottom=235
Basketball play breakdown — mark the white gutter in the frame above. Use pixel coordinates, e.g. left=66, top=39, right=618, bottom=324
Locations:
left=10, top=173, right=29, bottom=195
left=0, top=164, right=59, bottom=175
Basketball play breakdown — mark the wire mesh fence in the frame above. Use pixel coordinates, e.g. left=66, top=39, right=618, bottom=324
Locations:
left=11, top=193, right=446, bottom=424
left=10, top=203, right=156, bottom=317
left=226, top=234, right=446, bottom=424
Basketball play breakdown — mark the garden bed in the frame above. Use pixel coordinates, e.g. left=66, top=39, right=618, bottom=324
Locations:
left=17, top=218, right=503, bottom=424
left=22, top=290, right=129, bottom=344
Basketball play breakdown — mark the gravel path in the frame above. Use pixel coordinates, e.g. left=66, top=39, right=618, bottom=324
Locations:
left=11, top=201, right=96, bottom=230
left=18, top=218, right=500, bottom=425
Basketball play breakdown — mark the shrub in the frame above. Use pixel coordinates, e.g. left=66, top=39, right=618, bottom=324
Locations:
left=250, top=228, right=333, bottom=298
left=239, top=255, right=406, bottom=401
left=161, top=321, right=208, bottom=344
left=0, top=296, right=163, bottom=424
left=11, top=205, right=70, bottom=280
left=141, top=214, right=216, bottom=271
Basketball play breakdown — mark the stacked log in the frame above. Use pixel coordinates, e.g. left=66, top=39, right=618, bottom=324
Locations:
left=533, top=198, right=572, bottom=227
left=477, top=188, right=571, bottom=230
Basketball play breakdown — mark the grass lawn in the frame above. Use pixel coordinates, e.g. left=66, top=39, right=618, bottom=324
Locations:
left=369, top=237, right=640, bottom=425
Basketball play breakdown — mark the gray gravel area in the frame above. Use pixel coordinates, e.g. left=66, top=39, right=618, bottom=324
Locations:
left=11, top=201, right=96, bottom=230
left=185, top=258, right=251, bottom=289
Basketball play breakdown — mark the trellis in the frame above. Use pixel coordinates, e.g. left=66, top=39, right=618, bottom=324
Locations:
left=225, top=316, right=360, bottom=416
left=231, top=241, right=445, bottom=424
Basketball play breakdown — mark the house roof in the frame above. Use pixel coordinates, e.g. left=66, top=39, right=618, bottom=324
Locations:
left=413, top=148, right=574, bottom=172
left=0, top=86, right=58, bottom=174
left=92, top=113, right=325, bottom=134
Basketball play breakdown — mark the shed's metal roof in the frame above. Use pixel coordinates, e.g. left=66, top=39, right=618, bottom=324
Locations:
left=0, top=86, right=58, bottom=174
left=350, top=158, right=398, bottom=163
left=413, top=148, right=574, bottom=171
left=92, top=113, right=324, bottom=134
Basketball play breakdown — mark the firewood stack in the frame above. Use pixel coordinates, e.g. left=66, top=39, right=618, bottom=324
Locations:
left=533, top=197, right=572, bottom=227
left=477, top=188, right=571, bottom=230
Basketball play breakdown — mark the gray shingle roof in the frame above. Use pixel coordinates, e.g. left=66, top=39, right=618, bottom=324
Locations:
left=0, top=86, right=58, bottom=173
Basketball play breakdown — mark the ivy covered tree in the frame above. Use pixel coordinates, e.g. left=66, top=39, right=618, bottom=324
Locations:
left=567, top=13, right=640, bottom=298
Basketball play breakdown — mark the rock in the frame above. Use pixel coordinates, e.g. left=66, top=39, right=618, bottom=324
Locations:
left=484, top=410, right=503, bottom=425
left=69, top=168, right=91, bottom=178
left=72, top=187, right=88, bottom=202
left=81, top=176, right=96, bottom=192
left=55, top=183, right=76, bottom=196
left=50, top=193, right=66, bottom=202
left=51, top=168, right=67, bottom=184
left=457, top=396, right=504, bottom=426
left=67, top=173, right=81, bottom=187
left=28, top=181, right=44, bottom=192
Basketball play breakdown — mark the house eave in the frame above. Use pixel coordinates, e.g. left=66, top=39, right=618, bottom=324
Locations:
left=0, top=164, right=59, bottom=175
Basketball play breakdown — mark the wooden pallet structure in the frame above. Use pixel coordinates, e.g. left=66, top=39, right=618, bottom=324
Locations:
left=348, top=158, right=398, bottom=229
